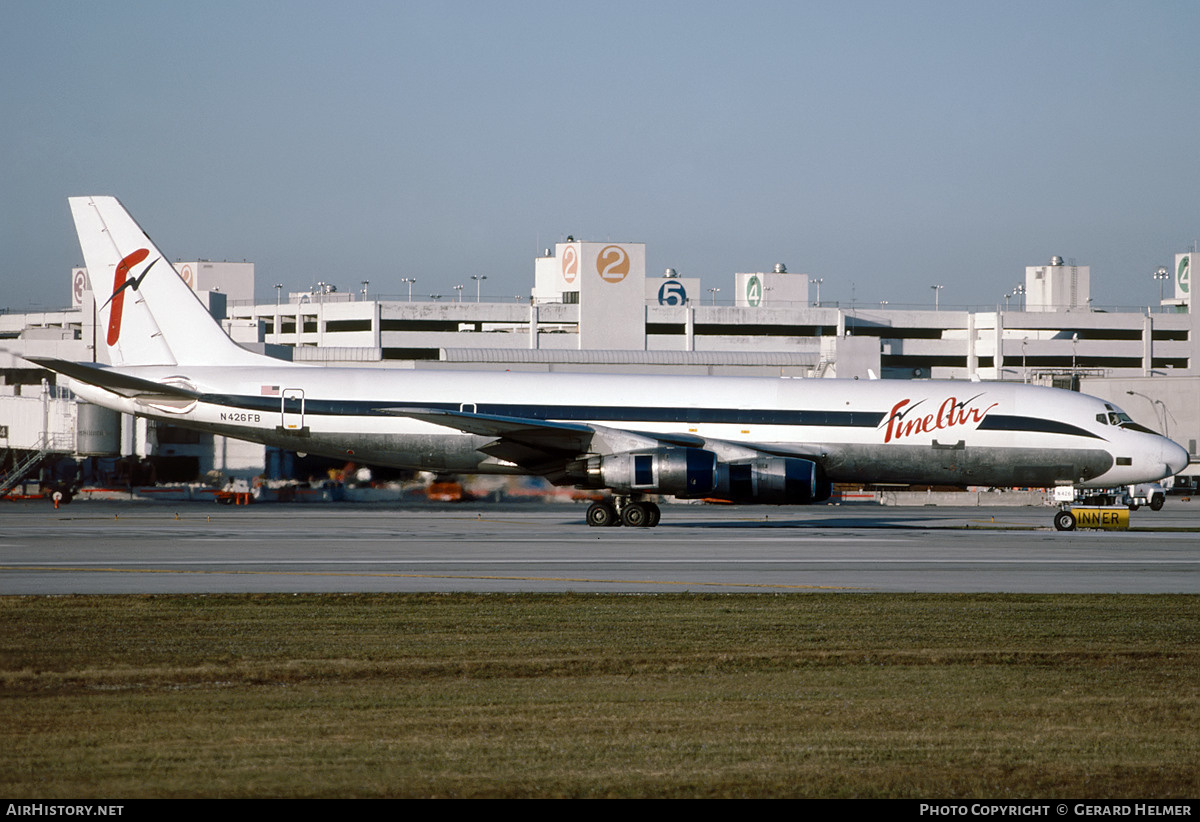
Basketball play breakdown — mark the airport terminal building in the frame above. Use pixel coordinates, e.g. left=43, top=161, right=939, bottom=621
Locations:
left=3, top=241, right=1197, bottom=489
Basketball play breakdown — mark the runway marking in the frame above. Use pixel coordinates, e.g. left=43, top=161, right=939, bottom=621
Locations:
left=179, top=535, right=920, bottom=546
left=6, top=558, right=1200, bottom=567
left=0, top=565, right=857, bottom=590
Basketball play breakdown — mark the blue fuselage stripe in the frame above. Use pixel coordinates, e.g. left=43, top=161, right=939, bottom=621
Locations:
left=206, top=394, right=1103, bottom=439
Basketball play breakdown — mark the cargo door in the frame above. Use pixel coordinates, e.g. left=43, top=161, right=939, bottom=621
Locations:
left=281, top=389, right=305, bottom=432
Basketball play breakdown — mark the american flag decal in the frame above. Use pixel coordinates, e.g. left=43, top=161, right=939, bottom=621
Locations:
left=261, top=385, right=280, bottom=396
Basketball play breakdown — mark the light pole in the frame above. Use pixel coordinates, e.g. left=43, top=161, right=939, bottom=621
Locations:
left=453, top=284, right=464, bottom=302
left=274, top=283, right=283, bottom=307
left=360, top=280, right=369, bottom=298
left=1126, top=390, right=1169, bottom=436
left=401, top=277, right=416, bottom=301
left=472, top=274, right=487, bottom=302
left=1014, top=283, right=1025, bottom=311
left=931, top=284, right=944, bottom=311
left=1154, top=266, right=1170, bottom=309
left=708, top=288, right=720, bottom=305
left=810, top=278, right=823, bottom=307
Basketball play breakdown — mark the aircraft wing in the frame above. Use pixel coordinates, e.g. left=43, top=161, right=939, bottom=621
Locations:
left=381, top=407, right=594, bottom=469
left=379, top=407, right=667, bottom=478
left=379, top=406, right=820, bottom=481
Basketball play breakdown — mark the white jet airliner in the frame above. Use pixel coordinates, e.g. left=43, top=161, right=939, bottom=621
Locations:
left=28, top=197, right=1188, bottom=529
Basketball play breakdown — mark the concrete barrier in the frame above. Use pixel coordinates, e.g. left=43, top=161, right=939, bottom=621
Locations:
left=878, top=490, right=1051, bottom=507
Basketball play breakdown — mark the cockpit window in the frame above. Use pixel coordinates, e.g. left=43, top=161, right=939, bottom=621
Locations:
left=1096, top=413, right=1108, bottom=425
left=1103, top=408, right=1159, bottom=435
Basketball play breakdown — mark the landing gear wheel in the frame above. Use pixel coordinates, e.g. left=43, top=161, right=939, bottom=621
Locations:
left=586, top=501, right=618, bottom=527
left=621, top=501, right=651, bottom=528
left=645, top=502, right=661, bottom=528
left=1053, top=510, right=1076, bottom=531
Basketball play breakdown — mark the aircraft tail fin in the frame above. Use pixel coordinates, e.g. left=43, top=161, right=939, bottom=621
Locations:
left=69, top=196, right=269, bottom=368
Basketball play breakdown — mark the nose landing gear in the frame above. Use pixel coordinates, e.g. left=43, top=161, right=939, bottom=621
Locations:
left=1053, top=509, right=1076, bottom=531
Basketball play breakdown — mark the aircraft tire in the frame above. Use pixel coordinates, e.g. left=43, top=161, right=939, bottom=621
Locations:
left=586, top=501, right=617, bottom=527
left=621, top=502, right=650, bottom=528
left=645, top=502, right=661, bottom=528
left=1053, top=510, right=1076, bottom=532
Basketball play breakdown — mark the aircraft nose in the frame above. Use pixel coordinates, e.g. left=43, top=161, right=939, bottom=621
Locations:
left=1162, top=438, right=1189, bottom=477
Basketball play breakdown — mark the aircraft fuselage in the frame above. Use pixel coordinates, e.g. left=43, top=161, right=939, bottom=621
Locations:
left=66, top=364, right=1177, bottom=490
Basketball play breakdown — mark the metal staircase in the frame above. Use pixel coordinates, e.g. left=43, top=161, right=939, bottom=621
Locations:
left=0, top=430, right=74, bottom=498
left=0, top=436, right=54, bottom=497
left=1, top=386, right=79, bottom=498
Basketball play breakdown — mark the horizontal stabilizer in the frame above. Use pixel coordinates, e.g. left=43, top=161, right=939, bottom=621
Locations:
left=24, top=357, right=199, bottom=400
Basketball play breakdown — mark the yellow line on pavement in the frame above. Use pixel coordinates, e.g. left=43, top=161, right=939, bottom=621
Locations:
left=0, top=565, right=859, bottom=590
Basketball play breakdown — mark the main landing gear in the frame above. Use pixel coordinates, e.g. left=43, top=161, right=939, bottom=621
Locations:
left=586, top=497, right=662, bottom=528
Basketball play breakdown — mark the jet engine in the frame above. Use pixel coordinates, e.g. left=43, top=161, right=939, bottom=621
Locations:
left=577, top=449, right=829, bottom=504
left=710, top=457, right=830, bottom=504
left=583, top=447, right=718, bottom=497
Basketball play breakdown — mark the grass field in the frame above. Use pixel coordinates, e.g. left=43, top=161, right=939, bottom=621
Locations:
left=1, top=593, right=1197, bottom=798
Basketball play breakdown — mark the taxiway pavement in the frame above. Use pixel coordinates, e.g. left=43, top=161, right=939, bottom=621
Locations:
left=2, top=500, right=1198, bottom=594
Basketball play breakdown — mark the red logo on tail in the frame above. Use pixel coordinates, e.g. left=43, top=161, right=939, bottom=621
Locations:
left=105, top=248, right=152, bottom=345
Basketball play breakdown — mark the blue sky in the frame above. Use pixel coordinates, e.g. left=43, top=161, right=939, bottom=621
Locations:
left=3, top=0, right=1198, bottom=311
